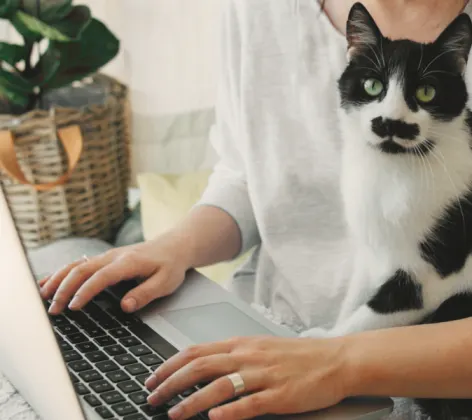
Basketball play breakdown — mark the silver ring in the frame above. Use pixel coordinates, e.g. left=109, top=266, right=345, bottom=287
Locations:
left=82, top=254, right=89, bottom=262
left=227, top=373, right=246, bottom=397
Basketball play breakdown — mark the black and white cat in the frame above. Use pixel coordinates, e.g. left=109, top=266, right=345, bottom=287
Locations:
left=303, top=3, right=472, bottom=418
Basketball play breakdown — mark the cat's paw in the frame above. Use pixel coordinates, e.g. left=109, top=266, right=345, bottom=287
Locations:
left=299, top=327, right=331, bottom=338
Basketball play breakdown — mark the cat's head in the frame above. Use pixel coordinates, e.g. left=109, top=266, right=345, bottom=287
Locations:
left=338, top=3, right=472, bottom=155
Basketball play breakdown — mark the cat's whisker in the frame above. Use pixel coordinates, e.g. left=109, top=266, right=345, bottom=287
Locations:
left=366, top=44, right=382, bottom=71
left=422, top=70, right=457, bottom=78
left=422, top=49, right=463, bottom=75
left=417, top=44, right=424, bottom=72
left=379, top=38, right=386, bottom=68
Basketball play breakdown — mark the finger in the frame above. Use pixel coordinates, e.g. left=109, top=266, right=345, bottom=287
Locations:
left=48, top=257, right=106, bottom=314
left=164, top=371, right=268, bottom=420
left=67, top=255, right=156, bottom=312
left=42, top=257, right=93, bottom=301
left=121, top=269, right=182, bottom=313
left=207, top=390, right=277, bottom=420
left=147, top=354, right=237, bottom=405
left=146, top=341, right=237, bottom=390
left=38, top=275, right=51, bottom=288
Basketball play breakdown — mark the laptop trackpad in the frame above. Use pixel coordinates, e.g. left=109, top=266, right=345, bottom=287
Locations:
left=161, top=302, right=273, bottom=344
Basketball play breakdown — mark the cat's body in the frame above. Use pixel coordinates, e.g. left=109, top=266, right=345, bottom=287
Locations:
left=302, top=4, right=472, bottom=418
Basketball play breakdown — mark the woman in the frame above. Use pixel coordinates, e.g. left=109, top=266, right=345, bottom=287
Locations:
left=41, top=0, right=472, bottom=419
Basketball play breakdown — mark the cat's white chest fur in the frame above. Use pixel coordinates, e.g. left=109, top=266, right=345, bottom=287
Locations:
left=340, top=111, right=472, bottom=284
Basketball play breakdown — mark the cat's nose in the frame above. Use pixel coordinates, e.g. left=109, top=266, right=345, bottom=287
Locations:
left=371, top=117, right=420, bottom=140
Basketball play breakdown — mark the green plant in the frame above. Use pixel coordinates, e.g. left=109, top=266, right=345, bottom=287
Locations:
left=0, top=0, right=119, bottom=113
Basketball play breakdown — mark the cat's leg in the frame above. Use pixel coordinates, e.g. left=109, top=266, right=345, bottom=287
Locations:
left=301, top=269, right=428, bottom=338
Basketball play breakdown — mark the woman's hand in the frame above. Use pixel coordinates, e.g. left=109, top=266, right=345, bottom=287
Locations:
left=144, top=336, right=353, bottom=420
left=40, top=232, right=191, bottom=315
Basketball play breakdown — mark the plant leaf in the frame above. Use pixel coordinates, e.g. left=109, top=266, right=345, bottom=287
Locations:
left=11, top=10, right=71, bottom=42
left=19, top=0, right=72, bottom=22
left=0, top=0, right=20, bottom=18
left=0, top=42, right=25, bottom=66
left=0, top=69, right=32, bottom=108
left=32, top=45, right=60, bottom=87
left=50, top=5, right=91, bottom=39
left=45, top=18, right=119, bottom=89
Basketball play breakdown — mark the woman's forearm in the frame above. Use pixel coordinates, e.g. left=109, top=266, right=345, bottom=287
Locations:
left=158, top=205, right=242, bottom=270
left=344, top=318, right=472, bottom=399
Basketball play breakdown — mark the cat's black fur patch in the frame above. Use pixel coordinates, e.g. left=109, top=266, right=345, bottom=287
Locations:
left=420, top=188, right=472, bottom=278
left=371, top=117, right=419, bottom=140
left=466, top=109, right=472, bottom=141
left=368, top=270, right=423, bottom=313
left=416, top=294, right=472, bottom=420
left=375, top=138, right=435, bottom=155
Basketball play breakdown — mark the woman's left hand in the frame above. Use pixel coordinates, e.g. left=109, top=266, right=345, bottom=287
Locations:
left=144, top=335, right=353, bottom=420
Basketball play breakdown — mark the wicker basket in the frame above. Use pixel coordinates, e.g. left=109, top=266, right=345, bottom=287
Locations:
left=0, top=74, right=131, bottom=249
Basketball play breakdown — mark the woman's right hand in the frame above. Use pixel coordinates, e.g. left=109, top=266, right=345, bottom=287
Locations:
left=40, top=232, right=191, bottom=315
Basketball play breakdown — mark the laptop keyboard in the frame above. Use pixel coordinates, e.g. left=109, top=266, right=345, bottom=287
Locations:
left=46, top=294, right=207, bottom=420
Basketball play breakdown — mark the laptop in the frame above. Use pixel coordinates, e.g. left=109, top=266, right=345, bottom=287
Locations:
left=0, top=186, right=393, bottom=420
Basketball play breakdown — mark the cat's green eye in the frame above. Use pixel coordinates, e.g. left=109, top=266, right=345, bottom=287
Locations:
left=364, top=78, right=384, bottom=97
left=416, top=85, right=436, bottom=103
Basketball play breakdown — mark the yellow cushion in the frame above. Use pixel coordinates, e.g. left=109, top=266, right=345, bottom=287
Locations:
left=138, top=171, right=248, bottom=283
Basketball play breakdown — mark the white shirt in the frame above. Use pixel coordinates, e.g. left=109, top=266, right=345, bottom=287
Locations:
left=200, top=0, right=472, bottom=333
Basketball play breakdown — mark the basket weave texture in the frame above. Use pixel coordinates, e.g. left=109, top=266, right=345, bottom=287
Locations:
left=0, top=74, right=131, bottom=249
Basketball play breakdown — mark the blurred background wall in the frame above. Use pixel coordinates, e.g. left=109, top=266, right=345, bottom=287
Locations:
left=0, top=0, right=222, bottom=183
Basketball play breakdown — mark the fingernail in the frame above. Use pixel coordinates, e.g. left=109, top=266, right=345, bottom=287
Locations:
left=168, top=405, right=183, bottom=420
left=122, top=297, right=137, bottom=312
left=146, top=389, right=160, bottom=405
left=209, top=408, right=222, bottom=420
left=40, top=286, right=48, bottom=298
left=145, top=374, right=158, bottom=390
left=48, top=301, right=60, bottom=314
left=68, top=295, right=81, bottom=310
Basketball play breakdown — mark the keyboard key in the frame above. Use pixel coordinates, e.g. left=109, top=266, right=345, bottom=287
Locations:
left=96, top=336, right=116, bottom=347
left=130, top=323, right=178, bottom=360
left=69, top=360, right=92, bottom=372
left=63, top=350, right=82, bottom=363
left=150, top=365, right=161, bottom=372
left=101, top=390, right=125, bottom=405
left=75, top=382, right=90, bottom=395
left=83, top=325, right=105, bottom=338
left=166, top=397, right=182, bottom=408
left=84, top=394, right=102, bottom=407
left=51, top=315, right=69, bottom=326
left=110, top=328, right=131, bottom=339
left=86, top=351, right=108, bottom=363
left=59, top=341, right=72, bottom=352
left=115, top=354, right=137, bottom=366
left=140, top=354, right=162, bottom=366
left=124, top=414, right=146, bottom=420
left=129, top=391, right=149, bottom=405
left=112, top=402, right=137, bottom=416
left=95, top=406, right=114, bottom=419
left=57, top=324, right=79, bottom=335
left=79, top=370, right=103, bottom=383
left=136, top=374, right=150, bottom=385
left=117, top=380, right=141, bottom=394
left=120, top=337, right=140, bottom=348
left=181, top=388, right=197, bottom=398
left=85, top=303, right=120, bottom=329
left=90, top=380, right=113, bottom=394
left=140, top=404, right=166, bottom=416
left=68, top=333, right=88, bottom=344
left=125, top=363, right=148, bottom=376
left=129, top=345, right=151, bottom=357
left=96, top=360, right=120, bottom=373
left=67, top=310, right=91, bottom=326
left=70, top=373, right=79, bottom=383
left=76, top=342, right=98, bottom=353
left=106, top=307, right=142, bottom=326
left=104, top=345, right=126, bottom=356
left=107, top=370, right=130, bottom=383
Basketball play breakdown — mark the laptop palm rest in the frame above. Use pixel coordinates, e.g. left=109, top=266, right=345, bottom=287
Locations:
left=161, top=302, right=273, bottom=344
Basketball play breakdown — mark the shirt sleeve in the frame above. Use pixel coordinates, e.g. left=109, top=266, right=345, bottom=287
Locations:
left=197, top=0, right=261, bottom=256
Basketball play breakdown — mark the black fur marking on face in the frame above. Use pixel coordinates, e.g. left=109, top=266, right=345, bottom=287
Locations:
left=367, top=270, right=423, bottom=314
left=338, top=5, right=472, bottom=121
left=371, top=117, right=420, bottom=140
left=374, top=138, right=435, bottom=155
left=420, top=188, right=472, bottom=278
left=466, top=109, right=472, bottom=141
left=416, top=293, right=472, bottom=420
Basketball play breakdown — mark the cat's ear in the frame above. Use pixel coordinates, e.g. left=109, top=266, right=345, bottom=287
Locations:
left=346, top=3, right=382, bottom=60
left=435, top=13, right=472, bottom=74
